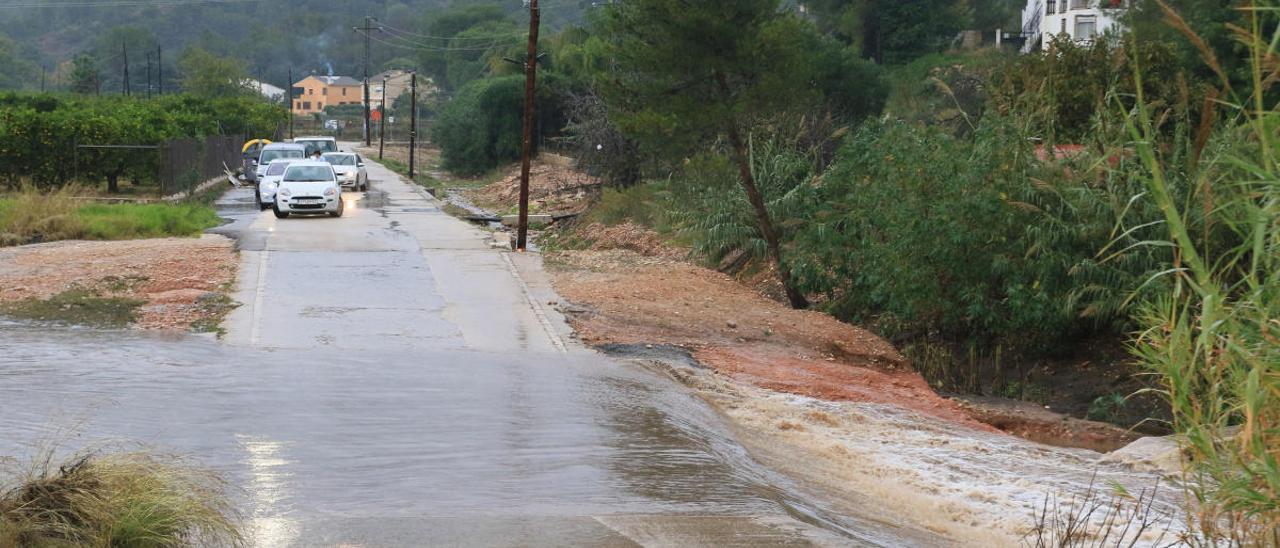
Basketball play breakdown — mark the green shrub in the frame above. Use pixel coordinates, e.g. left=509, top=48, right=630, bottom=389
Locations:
left=433, top=74, right=569, bottom=176
left=786, top=116, right=1169, bottom=356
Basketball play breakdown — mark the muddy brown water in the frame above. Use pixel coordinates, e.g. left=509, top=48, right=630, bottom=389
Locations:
left=0, top=320, right=930, bottom=545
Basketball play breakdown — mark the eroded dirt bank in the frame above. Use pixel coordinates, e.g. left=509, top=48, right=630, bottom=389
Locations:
left=542, top=244, right=1185, bottom=545
left=0, top=235, right=237, bottom=330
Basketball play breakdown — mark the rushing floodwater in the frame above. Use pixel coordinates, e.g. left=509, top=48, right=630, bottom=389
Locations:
left=0, top=320, right=925, bottom=545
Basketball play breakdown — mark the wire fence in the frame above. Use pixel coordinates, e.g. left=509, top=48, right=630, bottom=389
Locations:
left=158, top=135, right=242, bottom=196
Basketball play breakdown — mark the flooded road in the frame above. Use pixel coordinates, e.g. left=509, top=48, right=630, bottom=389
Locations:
left=0, top=158, right=940, bottom=546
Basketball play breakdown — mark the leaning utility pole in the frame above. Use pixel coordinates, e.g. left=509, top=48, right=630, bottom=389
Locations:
left=122, top=41, right=130, bottom=96
left=378, top=77, right=387, bottom=160
left=408, top=72, right=417, bottom=179
left=354, top=16, right=382, bottom=146
left=515, top=0, right=541, bottom=251
left=287, top=67, right=295, bottom=139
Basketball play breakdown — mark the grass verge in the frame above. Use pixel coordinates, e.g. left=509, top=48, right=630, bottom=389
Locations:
left=0, top=447, right=242, bottom=547
left=0, top=186, right=222, bottom=246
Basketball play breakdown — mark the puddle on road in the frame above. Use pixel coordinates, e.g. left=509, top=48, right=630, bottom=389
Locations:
left=0, top=321, right=916, bottom=545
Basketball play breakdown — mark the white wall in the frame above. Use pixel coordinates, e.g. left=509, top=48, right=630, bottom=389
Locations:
left=1022, top=0, right=1123, bottom=52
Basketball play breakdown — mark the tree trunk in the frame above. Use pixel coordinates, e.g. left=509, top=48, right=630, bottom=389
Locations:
left=723, top=123, right=809, bottom=309
left=106, top=172, right=120, bottom=194
left=713, top=72, right=808, bottom=309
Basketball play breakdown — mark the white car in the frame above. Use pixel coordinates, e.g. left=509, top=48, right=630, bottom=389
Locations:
left=273, top=161, right=344, bottom=219
left=293, top=136, right=339, bottom=156
left=322, top=152, right=368, bottom=191
left=256, top=158, right=298, bottom=210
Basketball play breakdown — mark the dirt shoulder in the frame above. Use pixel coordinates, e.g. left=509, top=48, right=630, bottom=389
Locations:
left=544, top=221, right=1143, bottom=451
left=0, top=235, right=238, bottom=331
left=548, top=247, right=987, bottom=429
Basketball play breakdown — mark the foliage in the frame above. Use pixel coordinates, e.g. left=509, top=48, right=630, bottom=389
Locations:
left=432, top=74, right=569, bottom=176
left=177, top=47, right=253, bottom=98
left=1123, top=6, right=1280, bottom=540
left=803, top=0, right=975, bottom=63
left=69, top=54, right=101, bottom=95
left=0, top=92, right=284, bottom=190
left=788, top=116, right=1171, bottom=355
left=441, top=20, right=524, bottom=91
left=0, top=447, right=242, bottom=547
left=0, top=33, right=38, bottom=91
left=990, top=36, right=1195, bottom=144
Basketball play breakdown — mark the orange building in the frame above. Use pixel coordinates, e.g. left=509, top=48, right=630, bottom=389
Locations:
left=291, top=75, right=364, bottom=116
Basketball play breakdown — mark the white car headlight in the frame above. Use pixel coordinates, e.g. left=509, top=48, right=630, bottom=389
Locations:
left=262, top=182, right=276, bottom=191
left=279, top=188, right=291, bottom=197
left=323, top=188, right=336, bottom=197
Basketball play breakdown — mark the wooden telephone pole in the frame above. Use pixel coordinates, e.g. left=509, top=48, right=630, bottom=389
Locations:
left=354, top=16, right=382, bottom=146
left=122, top=41, right=130, bottom=96
left=408, top=72, right=417, bottom=179
left=379, top=77, right=387, bottom=160
left=288, top=67, right=295, bottom=139
left=515, top=0, right=541, bottom=251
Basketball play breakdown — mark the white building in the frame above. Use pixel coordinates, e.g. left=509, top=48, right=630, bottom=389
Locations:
left=1021, top=0, right=1126, bottom=52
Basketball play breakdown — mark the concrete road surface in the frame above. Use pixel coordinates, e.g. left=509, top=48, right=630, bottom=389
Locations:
left=0, top=155, right=942, bottom=547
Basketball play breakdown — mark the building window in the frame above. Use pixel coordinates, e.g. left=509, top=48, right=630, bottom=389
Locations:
left=302, top=101, right=311, bottom=110
left=1075, top=15, right=1097, bottom=38
left=322, top=88, right=328, bottom=96
left=342, top=88, right=348, bottom=96
left=1070, top=0, right=1089, bottom=9
left=1046, top=0, right=1056, bottom=15
left=293, top=100, right=300, bottom=110
left=308, top=88, right=314, bottom=95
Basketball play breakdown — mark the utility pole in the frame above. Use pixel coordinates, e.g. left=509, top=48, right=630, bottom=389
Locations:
left=122, top=41, right=130, bottom=96
left=408, top=72, right=417, bottom=179
left=354, top=16, right=382, bottom=147
left=288, top=66, right=295, bottom=140
left=40, top=65, right=45, bottom=92
left=515, top=0, right=541, bottom=251
left=379, top=77, right=387, bottom=160
left=146, top=53, right=152, bottom=99
left=156, top=46, right=162, bottom=95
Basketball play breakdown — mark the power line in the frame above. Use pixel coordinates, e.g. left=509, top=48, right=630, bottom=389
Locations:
left=355, top=28, right=505, bottom=53
left=378, top=22, right=517, bottom=43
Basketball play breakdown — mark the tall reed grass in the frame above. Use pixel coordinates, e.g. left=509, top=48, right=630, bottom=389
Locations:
left=1123, top=1, right=1279, bottom=542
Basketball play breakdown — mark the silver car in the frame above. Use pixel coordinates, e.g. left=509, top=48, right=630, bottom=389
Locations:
left=322, top=152, right=368, bottom=191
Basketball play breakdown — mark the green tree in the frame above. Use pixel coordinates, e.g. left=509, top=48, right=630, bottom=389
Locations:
left=805, top=0, right=973, bottom=64
left=69, top=54, right=101, bottom=95
left=0, top=34, right=37, bottom=91
left=176, top=47, right=252, bottom=98
left=417, top=4, right=509, bottom=89
left=596, top=0, right=823, bottom=309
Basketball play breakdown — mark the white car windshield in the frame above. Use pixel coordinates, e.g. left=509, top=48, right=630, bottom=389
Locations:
left=284, top=166, right=335, bottom=182
left=299, top=140, right=337, bottom=154
left=323, top=154, right=357, bottom=166
left=260, top=150, right=303, bottom=163
left=266, top=162, right=292, bottom=176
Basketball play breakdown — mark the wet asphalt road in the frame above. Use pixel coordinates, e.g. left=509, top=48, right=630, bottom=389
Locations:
left=0, top=157, right=937, bottom=546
